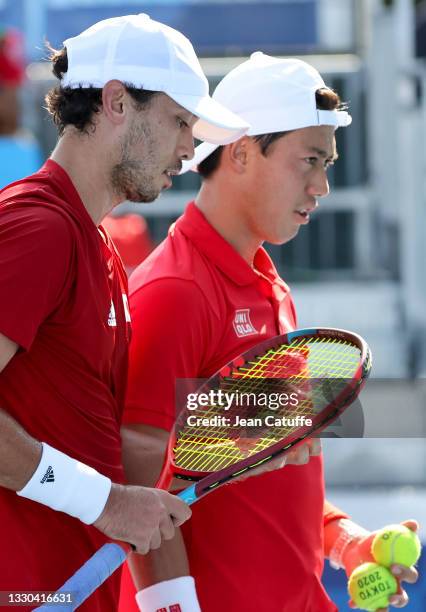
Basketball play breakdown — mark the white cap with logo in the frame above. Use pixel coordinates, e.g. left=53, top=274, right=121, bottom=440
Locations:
left=181, top=51, right=352, bottom=173
left=61, top=13, right=249, bottom=145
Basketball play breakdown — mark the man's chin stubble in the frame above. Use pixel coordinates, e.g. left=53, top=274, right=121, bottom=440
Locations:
left=126, top=188, right=160, bottom=204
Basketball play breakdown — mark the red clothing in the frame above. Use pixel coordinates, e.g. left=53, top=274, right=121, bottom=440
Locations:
left=0, top=160, right=130, bottom=610
left=0, top=28, right=25, bottom=86
left=120, top=203, right=338, bottom=612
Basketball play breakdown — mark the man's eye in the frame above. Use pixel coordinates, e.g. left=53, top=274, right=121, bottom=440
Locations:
left=177, top=117, right=188, bottom=129
left=305, top=157, right=318, bottom=166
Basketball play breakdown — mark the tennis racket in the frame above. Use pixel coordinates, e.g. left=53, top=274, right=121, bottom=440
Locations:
left=37, top=326, right=371, bottom=611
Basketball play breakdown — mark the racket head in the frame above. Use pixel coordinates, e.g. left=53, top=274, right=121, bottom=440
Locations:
left=157, top=327, right=371, bottom=490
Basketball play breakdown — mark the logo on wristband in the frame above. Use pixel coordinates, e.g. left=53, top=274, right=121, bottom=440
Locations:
left=40, top=466, right=55, bottom=484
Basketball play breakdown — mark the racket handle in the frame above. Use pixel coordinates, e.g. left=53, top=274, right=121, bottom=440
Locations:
left=36, top=490, right=199, bottom=610
left=35, top=543, right=127, bottom=611
left=177, top=484, right=198, bottom=504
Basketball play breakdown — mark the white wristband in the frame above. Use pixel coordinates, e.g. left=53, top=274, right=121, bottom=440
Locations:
left=136, top=576, right=201, bottom=612
left=329, top=519, right=369, bottom=570
left=17, top=442, right=112, bottom=524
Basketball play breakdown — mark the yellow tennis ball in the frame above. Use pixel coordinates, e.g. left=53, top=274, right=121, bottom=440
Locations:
left=348, top=562, right=398, bottom=611
left=372, top=524, right=421, bottom=568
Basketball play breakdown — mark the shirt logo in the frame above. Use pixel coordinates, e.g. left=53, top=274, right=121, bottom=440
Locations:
left=122, top=293, right=131, bottom=323
left=107, top=296, right=131, bottom=327
left=108, top=301, right=116, bottom=327
left=233, top=309, right=258, bottom=338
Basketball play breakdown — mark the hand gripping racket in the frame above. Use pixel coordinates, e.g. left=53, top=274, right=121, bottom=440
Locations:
left=37, top=327, right=371, bottom=610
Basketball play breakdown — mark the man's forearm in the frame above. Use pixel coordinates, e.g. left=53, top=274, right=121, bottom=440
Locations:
left=0, top=412, right=190, bottom=555
left=129, top=528, right=190, bottom=590
left=121, top=424, right=193, bottom=588
left=0, top=408, right=42, bottom=490
left=0, top=334, right=39, bottom=490
left=0, top=410, right=112, bottom=525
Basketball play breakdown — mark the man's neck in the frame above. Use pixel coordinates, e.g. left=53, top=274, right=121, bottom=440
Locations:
left=50, top=131, right=121, bottom=226
left=195, top=180, right=262, bottom=267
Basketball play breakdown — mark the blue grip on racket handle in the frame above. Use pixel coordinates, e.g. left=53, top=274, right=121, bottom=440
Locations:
left=35, top=543, right=127, bottom=611
left=177, top=483, right=198, bottom=504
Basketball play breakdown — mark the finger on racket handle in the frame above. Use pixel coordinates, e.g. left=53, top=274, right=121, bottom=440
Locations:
left=34, top=543, right=128, bottom=611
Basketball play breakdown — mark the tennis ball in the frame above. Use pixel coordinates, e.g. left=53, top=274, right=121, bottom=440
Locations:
left=371, top=524, right=421, bottom=568
left=348, top=562, right=397, bottom=611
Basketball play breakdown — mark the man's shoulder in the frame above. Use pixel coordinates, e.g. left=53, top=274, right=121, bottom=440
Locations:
left=0, top=168, right=92, bottom=251
left=129, top=229, right=226, bottom=321
left=0, top=163, right=54, bottom=201
left=131, top=226, right=220, bottom=293
left=0, top=193, right=75, bottom=244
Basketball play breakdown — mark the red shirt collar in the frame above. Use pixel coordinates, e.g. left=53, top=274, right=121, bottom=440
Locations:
left=176, top=202, right=289, bottom=296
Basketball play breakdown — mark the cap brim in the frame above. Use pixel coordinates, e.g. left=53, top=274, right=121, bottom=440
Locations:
left=170, top=92, right=249, bottom=145
left=179, top=109, right=352, bottom=174
left=180, top=141, right=219, bottom=174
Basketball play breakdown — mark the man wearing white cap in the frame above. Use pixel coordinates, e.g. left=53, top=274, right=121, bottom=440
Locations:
left=0, top=14, right=248, bottom=610
left=120, top=53, right=418, bottom=611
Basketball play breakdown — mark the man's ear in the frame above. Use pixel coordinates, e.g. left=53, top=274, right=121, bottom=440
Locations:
left=223, top=136, right=252, bottom=175
left=101, top=80, right=129, bottom=126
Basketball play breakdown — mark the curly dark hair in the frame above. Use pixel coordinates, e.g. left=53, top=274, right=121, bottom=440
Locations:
left=44, top=46, right=159, bottom=135
left=198, top=87, right=344, bottom=179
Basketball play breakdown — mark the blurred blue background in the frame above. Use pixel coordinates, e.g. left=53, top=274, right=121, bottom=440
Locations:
left=0, top=0, right=319, bottom=58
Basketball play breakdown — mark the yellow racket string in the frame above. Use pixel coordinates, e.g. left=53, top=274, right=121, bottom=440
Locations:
left=174, top=336, right=361, bottom=473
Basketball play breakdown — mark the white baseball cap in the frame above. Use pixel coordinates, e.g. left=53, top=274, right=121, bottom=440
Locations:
left=61, top=14, right=249, bottom=145
left=181, top=52, right=352, bottom=173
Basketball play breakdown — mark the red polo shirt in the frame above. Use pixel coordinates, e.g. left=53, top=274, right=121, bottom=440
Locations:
left=120, top=203, right=340, bottom=612
left=0, top=160, right=130, bottom=611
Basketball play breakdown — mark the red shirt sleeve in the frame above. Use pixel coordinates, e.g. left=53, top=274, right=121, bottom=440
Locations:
left=124, top=278, right=214, bottom=431
left=0, top=205, right=73, bottom=350
left=323, top=499, right=349, bottom=526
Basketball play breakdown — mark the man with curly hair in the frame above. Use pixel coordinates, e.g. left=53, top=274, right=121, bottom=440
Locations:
left=0, top=14, right=248, bottom=610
